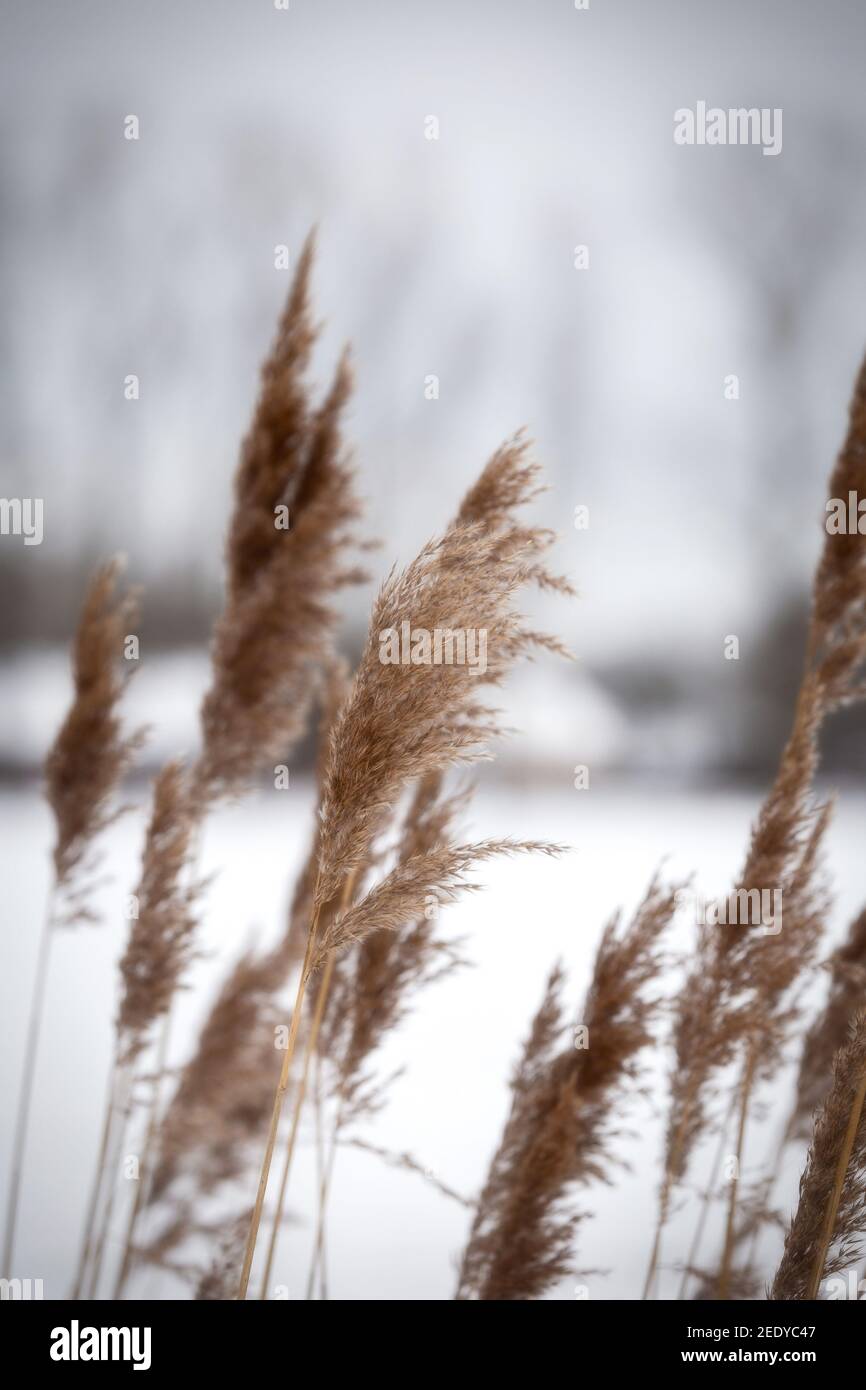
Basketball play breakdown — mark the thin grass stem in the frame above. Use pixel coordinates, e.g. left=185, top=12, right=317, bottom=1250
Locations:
left=2, top=886, right=56, bottom=1277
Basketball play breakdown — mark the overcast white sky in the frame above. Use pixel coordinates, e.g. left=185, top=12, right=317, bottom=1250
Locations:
left=2, top=0, right=866, bottom=662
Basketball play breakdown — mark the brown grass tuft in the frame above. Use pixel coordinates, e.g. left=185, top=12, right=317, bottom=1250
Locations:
left=322, top=772, right=467, bottom=1115
left=650, top=354, right=866, bottom=1295
left=149, top=947, right=284, bottom=1208
left=116, top=761, right=203, bottom=1065
left=772, top=1012, right=866, bottom=1300
left=199, top=352, right=364, bottom=794
left=787, top=906, right=866, bottom=1145
left=457, top=877, right=678, bottom=1300
left=809, top=354, right=866, bottom=683
left=198, top=236, right=366, bottom=797
left=226, top=232, right=318, bottom=600
left=315, top=514, right=566, bottom=908
left=312, top=838, right=562, bottom=971
left=45, top=557, right=144, bottom=897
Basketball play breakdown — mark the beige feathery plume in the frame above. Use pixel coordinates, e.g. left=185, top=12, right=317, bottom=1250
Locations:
left=653, top=740, right=832, bottom=1267
left=195, top=1212, right=253, bottom=1301
left=45, top=556, right=144, bottom=898
left=79, top=245, right=365, bottom=1297
left=3, top=558, right=143, bottom=1280
left=197, top=229, right=367, bottom=796
left=155, top=659, right=351, bottom=1200
left=289, top=444, right=577, bottom=1295
left=647, top=351, right=866, bottom=1298
left=226, top=232, right=318, bottom=600
left=315, top=531, right=565, bottom=908
left=116, top=761, right=203, bottom=1065
left=456, top=878, right=679, bottom=1301
left=316, top=436, right=575, bottom=1087
left=312, top=839, right=561, bottom=970
left=133, top=661, right=352, bottom=1287
left=456, top=433, right=576, bottom=597
left=149, top=947, right=284, bottom=1207
left=322, top=773, right=465, bottom=1109
left=117, top=946, right=285, bottom=1296
left=787, top=907, right=866, bottom=1145
left=674, top=803, right=833, bottom=1299
left=238, top=440, right=572, bottom=1296
left=199, top=348, right=364, bottom=795
left=283, top=655, right=352, bottom=966
left=302, top=803, right=558, bottom=1297
left=809, top=354, right=866, bottom=685
left=772, top=1013, right=866, bottom=1300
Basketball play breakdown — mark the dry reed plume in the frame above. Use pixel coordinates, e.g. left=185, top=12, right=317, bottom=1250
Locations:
left=45, top=556, right=144, bottom=900
left=3, top=558, right=142, bottom=1280
left=314, top=440, right=570, bottom=911
left=238, top=436, right=572, bottom=1296
left=198, top=234, right=366, bottom=796
left=116, top=761, right=203, bottom=1064
left=72, top=235, right=368, bottom=1297
left=85, top=760, right=207, bottom=1295
left=195, top=1213, right=254, bottom=1302
left=133, top=661, right=350, bottom=1291
left=772, top=1013, right=866, bottom=1300
left=318, top=440, right=574, bottom=1116
left=320, top=772, right=468, bottom=1125
left=312, top=838, right=561, bottom=970
left=457, top=878, right=679, bottom=1300
left=224, top=444, right=562, bottom=1198
left=259, top=440, right=574, bottom=1296
left=787, top=906, right=866, bottom=1146
left=14, top=230, right=865, bottom=1306
left=647, top=351, right=866, bottom=1299
left=299, top=793, right=559, bottom=1297
left=131, top=947, right=287, bottom=1291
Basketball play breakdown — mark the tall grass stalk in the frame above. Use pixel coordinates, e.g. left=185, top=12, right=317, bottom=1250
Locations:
left=70, top=1060, right=120, bottom=1299
left=676, top=1092, right=737, bottom=1299
left=112, top=1012, right=173, bottom=1299
left=716, top=1042, right=757, bottom=1298
left=257, top=873, right=358, bottom=1300
left=237, top=901, right=323, bottom=1298
left=2, top=891, right=56, bottom=1277
left=84, top=1066, right=136, bottom=1299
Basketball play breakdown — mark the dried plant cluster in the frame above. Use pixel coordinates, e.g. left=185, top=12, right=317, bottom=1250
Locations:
left=457, top=879, right=679, bottom=1301
left=5, top=245, right=866, bottom=1302
left=45, top=556, right=144, bottom=900
left=199, top=234, right=367, bottom=797
left=771, top=1013, right=866, bottom=1301
left=787, top=907, right=866, bottom=1145
left=643, top=357, right=866, bottom=1301
left=313, top=480, right=569, bottom=912
left=3, top=555, right=145, bottom=1281
left=116, top=761, right=203, bottom=1064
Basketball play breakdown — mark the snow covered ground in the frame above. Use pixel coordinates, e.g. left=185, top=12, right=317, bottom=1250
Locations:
left=2, top=774, right=864, bottom=1300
